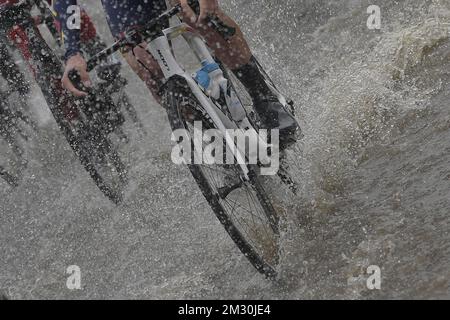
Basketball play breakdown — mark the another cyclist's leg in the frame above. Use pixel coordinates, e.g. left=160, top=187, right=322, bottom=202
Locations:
left=122, top=43, right=165, bottom=104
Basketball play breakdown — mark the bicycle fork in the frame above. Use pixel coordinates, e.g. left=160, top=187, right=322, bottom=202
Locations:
left=147, top=24, right=272, bottom=180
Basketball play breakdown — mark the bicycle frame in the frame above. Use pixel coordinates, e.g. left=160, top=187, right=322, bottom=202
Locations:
left=149, top=23, right=262, bottom=180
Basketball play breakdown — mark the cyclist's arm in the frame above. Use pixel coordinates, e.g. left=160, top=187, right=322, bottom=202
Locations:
left=54, top=0, right=91, bottom=96
left=54, top=0, right=81, bottom=60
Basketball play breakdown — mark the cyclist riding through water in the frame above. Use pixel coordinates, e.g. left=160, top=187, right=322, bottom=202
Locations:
left=55, top=0, right=299, bottom=145
left=0, top=0, right=298, bottom=274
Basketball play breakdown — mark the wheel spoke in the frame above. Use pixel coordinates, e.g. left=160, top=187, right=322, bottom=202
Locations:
left=168, top=74, right=280, bottom=277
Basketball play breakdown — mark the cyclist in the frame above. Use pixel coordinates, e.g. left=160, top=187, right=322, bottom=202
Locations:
left=1, top=0, right=125, bottom=122
left=1, top=0, right=101, bottom=66
left=1, top=0, right=100, bottom=90
left=55, top=0, right=299, bottom=145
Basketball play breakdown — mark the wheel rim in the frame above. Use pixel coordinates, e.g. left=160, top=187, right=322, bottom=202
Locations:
left=184, top=119, right=280, bottom=271
left=78, top=130, right=127, bottom=203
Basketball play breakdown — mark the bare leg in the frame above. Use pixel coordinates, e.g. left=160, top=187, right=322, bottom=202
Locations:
left=193, top=9, right=252, bottom=69
left=122, top=43, right=165, bottom=103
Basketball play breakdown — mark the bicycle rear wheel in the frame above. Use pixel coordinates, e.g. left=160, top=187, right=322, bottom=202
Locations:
left=164, top=76, right=280, bottom=278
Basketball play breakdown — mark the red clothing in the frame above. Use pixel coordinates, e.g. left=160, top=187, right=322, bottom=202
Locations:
left=0, top=0, right=19, bottom=6
left=57, top=10, right=97, bottom=43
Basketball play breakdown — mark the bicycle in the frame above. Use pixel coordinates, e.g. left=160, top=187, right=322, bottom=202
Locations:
left=33, top=0, right=146, bottom=137
left=71, top=0, right=300, bottom=278
left=0, top=0, right=128, bottom=203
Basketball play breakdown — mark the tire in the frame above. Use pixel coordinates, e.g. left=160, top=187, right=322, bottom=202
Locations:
left=0, top=96, right=27, bottom=187
left=73, top=123, right=128, bottom=204
left=119, top=91, right=146, bottom=132
left=15, top=18, right=127, bottom=203
left=163, top=76, right=280, bottom=279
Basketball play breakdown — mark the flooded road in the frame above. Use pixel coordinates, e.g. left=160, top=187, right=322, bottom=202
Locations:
left=1, top=0, right=449, bottom=299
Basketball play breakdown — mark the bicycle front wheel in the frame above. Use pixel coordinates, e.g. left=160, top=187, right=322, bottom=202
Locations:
left=164, top=76, right=280, bottom=278
left=15, top=18, right=128, bottom=203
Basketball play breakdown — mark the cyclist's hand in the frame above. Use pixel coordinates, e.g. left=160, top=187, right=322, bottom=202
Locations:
left=62, top=53, right=91, bottom=97
left=180, top=0, right=218, bottom=25
left=198, top=0, right=218, bottom=24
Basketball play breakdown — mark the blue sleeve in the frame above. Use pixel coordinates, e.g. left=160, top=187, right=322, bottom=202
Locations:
left=54, top=0, right=81, bottom=60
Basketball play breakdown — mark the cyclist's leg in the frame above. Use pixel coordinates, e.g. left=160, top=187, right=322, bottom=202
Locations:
left=7, top=24, right=39, bottom=82
left=96, top=1, right=167, bottom=103
left=121, top=43, right=165, bottom=104
left=101, top=0, right=249, bottom=106
left=171, top=1, right=252, bottom=69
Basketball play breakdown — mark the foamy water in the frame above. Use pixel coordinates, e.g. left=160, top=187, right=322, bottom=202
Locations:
left=1, top=0, right=449, bottom=299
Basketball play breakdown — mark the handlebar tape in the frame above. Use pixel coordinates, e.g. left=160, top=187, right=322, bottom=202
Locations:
left=68, top=69, right=89, bottom=95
